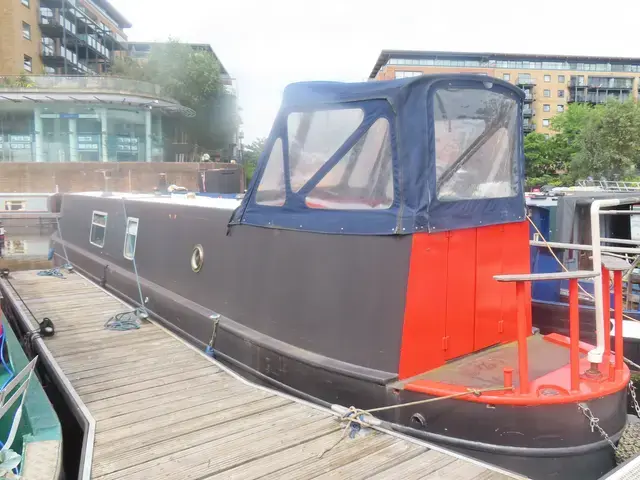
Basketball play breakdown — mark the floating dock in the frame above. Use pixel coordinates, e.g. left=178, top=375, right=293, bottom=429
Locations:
left=0, top=270, right=525, bottom=479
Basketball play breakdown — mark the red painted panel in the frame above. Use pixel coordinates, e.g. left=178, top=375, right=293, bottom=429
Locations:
left=445, top=228, right=477, bottom=360
left=398, top=232, right=449, bottom=378
left=474, top=225, right=505, bottom=350
left=398, top=221, right=531, bottom=380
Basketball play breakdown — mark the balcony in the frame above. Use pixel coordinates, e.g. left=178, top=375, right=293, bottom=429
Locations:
left=0, top=75, right=166, bottom=98
left=523, top=123, right=536, bottom=133
left=39, top=12, right=77, bottom=38
left=523, top=107, right=535, bottom=117
left=0, top=75, right=194, bottom=117
left=76, top=34, right=110, bottom=60
left=40, top=45, right=92, bottom=74
left=524, top=93, right=535, bottom=103
left=587, top=77, right=633, bottom=90
left=517, top=77, right=536, bottom=86
left=568, top=92, right=629, bottom=104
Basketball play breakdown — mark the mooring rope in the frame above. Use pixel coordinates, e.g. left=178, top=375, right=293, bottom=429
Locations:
left=104, top=310, right=143, bottom=331
left=319, top=385, right=514, bottom=458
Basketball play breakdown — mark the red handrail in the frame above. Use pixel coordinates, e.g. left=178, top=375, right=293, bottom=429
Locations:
left=602, top=265, right=611, bottom=357
left=614, top=270, right=624, bottom=373
left=569, top=278, right=580, bottom=391
left=515, top=282, right=530, bottom=393
left=494, top=271, right=599, bottom=395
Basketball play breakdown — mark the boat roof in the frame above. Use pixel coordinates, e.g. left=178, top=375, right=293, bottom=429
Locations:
left=70, top=192, right=242, bottom=210
left=528, top=190, right=640, bottom=243
left=280, top=73, right=524, bottom=109
left=234, top=74, right=526, bottom=235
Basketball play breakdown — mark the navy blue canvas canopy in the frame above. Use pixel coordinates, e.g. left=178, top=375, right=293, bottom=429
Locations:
left=232, top=74, right=526, bottom=235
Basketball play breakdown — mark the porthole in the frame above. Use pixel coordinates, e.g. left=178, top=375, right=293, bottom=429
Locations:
left=191, top=244, right=204, bottom=272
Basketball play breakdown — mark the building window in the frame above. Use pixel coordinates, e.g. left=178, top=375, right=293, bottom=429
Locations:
left=503, top=73, right=511, bottom=81
left=543, top=119, right=550, bottom=127
left=21, top=0, right=29, bottom=6
left=543, top=104, right=550, bottom=112
left=90, top=211, right=107, bottom=248
left=544, top=134, right=550, bottom=139
left=4, top=200, right=26, bottom=211
left=558, top=90, right=565, bottom=98
left=23, top=55, right=32, bottom=72
left=557, top=105, right=565, bottom=112
left=123, top=217, right=139, bottom=260
left=395, top=71, right=421, bottom=79
left=22, top=22, right=31, bottom=40
left=544, top=75, right=551, bottom=82
left=543, top=89, right=551, bottom=97
left=558, top=75, right=565, bottom=83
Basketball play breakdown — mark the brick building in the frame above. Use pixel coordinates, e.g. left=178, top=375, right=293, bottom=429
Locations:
left=370, top=50, right=640, bottom=136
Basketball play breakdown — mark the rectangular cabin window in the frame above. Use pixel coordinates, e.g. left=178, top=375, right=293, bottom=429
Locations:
left=123, top=217, right=139, bottom=260
left=4, top=200, right=26, bottom=211
left=90, top=211, right=107, bottom=248
left=433, top=87, right=518, bottom=201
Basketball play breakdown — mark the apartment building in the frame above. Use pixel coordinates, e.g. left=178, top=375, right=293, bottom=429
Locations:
left=370, top=50, right=640, bottom=135
left=0, top=0, right=130, bottom=76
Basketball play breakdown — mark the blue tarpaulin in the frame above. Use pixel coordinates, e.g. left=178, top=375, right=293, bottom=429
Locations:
left=232, top=74, right=526, bottom=235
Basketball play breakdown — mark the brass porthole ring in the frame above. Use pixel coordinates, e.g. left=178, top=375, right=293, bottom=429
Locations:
left=191, top=244, right=204, bottom=272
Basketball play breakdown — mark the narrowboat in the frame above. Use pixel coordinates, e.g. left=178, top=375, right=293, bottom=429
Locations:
left=527, top=190, right=640, bottom=365
left=50, top=74, right=632, bottom=479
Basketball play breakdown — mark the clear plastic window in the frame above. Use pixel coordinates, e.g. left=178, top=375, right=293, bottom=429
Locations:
left=123, top=217, right=139, bottom=260
left=306, top=117, right=393, bottom=210
left=434, top=87, right=517, bottom=201
left=256, top=138, right=286, bottom=206
left=90, top=211, right=107, bottom=247
left=288, top=109, right=364, bottom=192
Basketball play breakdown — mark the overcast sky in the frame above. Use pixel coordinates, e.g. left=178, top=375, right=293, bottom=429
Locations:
left=110, top=0, right=640, bottom=142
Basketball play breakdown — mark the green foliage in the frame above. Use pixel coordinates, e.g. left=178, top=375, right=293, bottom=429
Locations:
left=243, top=137, right=267, bottom=182
left=0, top=73, right=35, bottom=88
left=111, top=40, right=222, bottom=109
left=110, top=39, right=236, bottom=152
left=144, top=41, right=222, bottom=110
left=571, top=100, right=640, bottom=179
left=524, top=133, right=569, bottom=188
left=525, top=99, right=640, bottom=186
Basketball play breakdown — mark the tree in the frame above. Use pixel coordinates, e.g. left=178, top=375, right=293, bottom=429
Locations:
left=242, top=137, right=267, bottom=183
left=550, top=103, right=592, bottom=146
left=524, top=133, right=569, bottom=188
left=109, top=39, right=237, bottom=155
left=570, top=100, right=640, bottom=179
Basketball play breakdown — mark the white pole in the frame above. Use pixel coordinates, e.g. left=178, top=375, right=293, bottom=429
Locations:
left=34, top=107, right=43, bottom=163
left=589, top=200, right=605, bottom=364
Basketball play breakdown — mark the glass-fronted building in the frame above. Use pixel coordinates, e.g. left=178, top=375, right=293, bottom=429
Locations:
left=0, top=75, right=194, bottom=162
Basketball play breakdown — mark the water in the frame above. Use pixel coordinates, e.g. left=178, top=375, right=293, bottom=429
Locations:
left=0, top=233, right=54, bottom=271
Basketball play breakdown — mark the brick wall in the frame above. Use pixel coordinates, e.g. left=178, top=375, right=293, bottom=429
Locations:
left=0, top=162, right=243, bottom=193
left=0, top=0, right=43, bottom=75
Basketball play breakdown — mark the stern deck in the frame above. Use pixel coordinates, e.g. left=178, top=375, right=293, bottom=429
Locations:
left=0, top=270, right=523, bottom=480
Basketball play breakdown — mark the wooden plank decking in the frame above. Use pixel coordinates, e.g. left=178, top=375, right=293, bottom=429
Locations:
left=1, top=270, right=526, bottom=480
